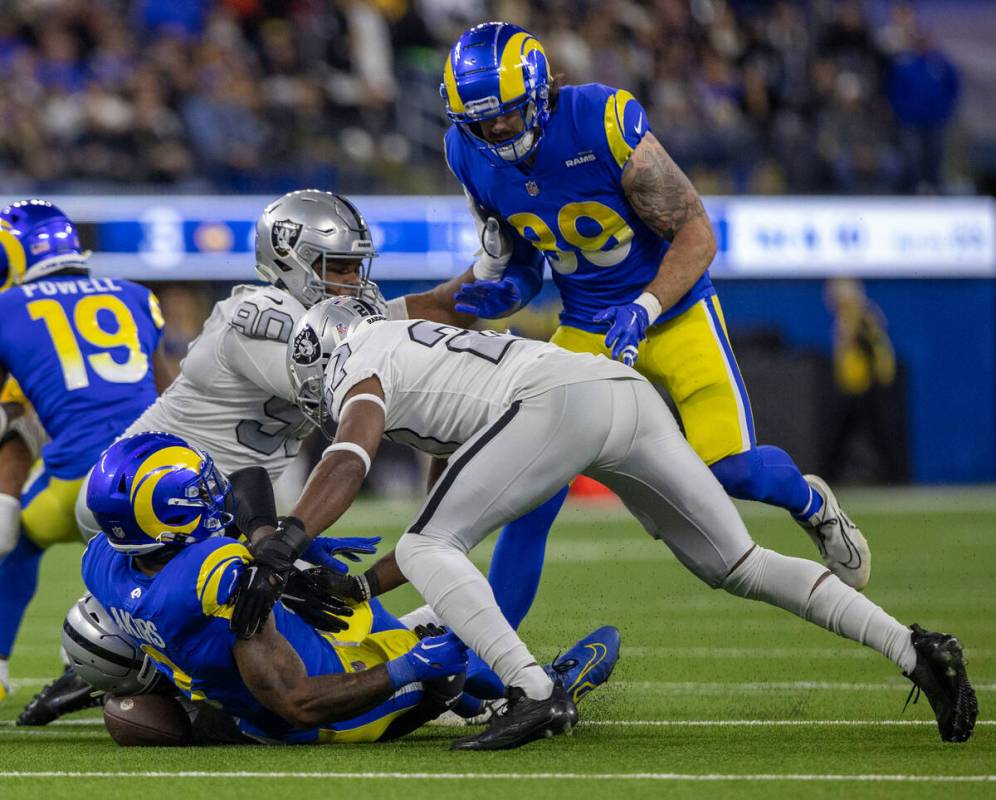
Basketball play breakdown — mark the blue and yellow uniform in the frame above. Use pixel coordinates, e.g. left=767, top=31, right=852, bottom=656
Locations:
left=81, top=535, right=424, bottom=744
left=0, top=274, right=164, bottom=545
left=445, top=82, right=751, bottom=464
left=440, top=23, right=830, bottom=637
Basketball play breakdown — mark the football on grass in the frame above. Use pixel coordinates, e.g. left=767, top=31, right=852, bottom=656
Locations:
left=103, top=694, right=192, bottom=746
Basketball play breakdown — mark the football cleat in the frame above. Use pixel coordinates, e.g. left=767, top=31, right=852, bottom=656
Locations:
left=796, top=475, right=870, bottom=590
left=903, top=624, right=978, bottom=743
left=0, top=679, right=9, bottom=704
left=16, top=667, right=103, bottom=726
left=450, top=681, right=578, bottom=751
left=544, top=625, right=620, bottom=704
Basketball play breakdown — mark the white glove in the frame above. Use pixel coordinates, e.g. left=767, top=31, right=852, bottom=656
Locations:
left=472, top=218, right=513, bottom=281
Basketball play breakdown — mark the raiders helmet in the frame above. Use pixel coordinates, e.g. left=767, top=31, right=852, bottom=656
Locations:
left=255, top=190, right=378, bottom=308
left=287, top=296, right=384, bottom=435
left=62, top=594, right=163, bottom=696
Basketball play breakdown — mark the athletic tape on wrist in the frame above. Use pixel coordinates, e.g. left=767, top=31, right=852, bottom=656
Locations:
left=0, top=405, right=8, bottom=439
left=322, top=442, right=372, bottom=476
left=340, top=393, right=385, bottom=417
left=634, top=291, right=663, bottom=323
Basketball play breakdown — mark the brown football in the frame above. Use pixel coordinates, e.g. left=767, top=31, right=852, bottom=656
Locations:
left=103, top=694, right=192, bottom=747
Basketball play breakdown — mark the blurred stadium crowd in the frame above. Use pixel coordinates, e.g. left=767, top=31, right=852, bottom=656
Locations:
left=0, top=0, right=963, bottom=196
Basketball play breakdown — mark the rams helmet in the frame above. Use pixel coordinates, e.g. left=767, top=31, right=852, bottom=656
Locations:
left=0, top=199, right=89, bottom=288
left=442, top=22, right=553, bottom=164
left=87, top=432, right=232, bottom=555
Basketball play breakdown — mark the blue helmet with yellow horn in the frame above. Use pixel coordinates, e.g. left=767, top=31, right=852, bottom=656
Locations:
left=441, top=21, right=553, bottom=165
left=87, top=432, right=232, bottom=554
left=0, top=199, right=89, bottom=289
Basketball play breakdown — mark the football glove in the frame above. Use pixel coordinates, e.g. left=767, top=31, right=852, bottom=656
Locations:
left=230, top=516, right=310, bottom=639
left=301, top=535, right=381, bottom=574
left=412, top=623, right=448, bottom=641
left=594, top=302, right=651, bottom=367
left=281, top=567, right=355, bottom=633
left=472, top=217, right=513, bottom=281
left=385, top=631, right=468, bottom=689
left=453, top=278, right=522, bottom=318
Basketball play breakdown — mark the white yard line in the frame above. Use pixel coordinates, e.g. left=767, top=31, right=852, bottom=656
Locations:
left=612, top=680, right=996, bottom=692
left=0, top=771, right=992, bottom=783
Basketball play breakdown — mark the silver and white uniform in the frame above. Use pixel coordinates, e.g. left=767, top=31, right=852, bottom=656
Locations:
left=125, top=285, right=311, bottom=480
left=328, top=319, right=748, bottom=580
left=75, top=286, right=407, bottom=536
left=327, top=320, right=637, bottom=457
left=325, top=319, right=916, bottom=701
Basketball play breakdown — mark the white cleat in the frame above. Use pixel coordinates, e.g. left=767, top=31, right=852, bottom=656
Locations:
left=796, top=475, right=871, bottom=590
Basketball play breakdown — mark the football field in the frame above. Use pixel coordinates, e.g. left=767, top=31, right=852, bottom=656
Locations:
left=1, top=487, right=993, bottom=799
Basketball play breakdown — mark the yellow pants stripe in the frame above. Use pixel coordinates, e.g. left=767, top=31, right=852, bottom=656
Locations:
left=550, top=296, right=754, bottom=465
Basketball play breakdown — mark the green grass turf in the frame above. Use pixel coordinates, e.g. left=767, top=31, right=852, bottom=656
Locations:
left=1, top=488, right=994, bottom=799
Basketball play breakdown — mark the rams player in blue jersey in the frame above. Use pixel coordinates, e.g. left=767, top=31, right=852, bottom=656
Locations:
left=80, top=431, right=565, bottom=744
left=439, top=23, right=871, bottom=636
left=0, top=199, right=169, bottom=714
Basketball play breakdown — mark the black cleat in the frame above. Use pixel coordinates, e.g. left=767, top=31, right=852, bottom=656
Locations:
left=16, top=667, right=103, bottom=726
left=903, top=624, right=978, bottom=743
left=450, top=680, right=578, bottom=751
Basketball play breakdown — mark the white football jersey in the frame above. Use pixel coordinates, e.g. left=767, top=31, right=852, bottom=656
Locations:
left=325, top=320, right=641, bottom=456
left=124, top=285, right=311, bottom=480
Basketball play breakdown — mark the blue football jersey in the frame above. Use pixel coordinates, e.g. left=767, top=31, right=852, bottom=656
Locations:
left=0, top=275, right=163, bottom=478
left=445, top=83, right=715, bottom=332
left=81, top=535, right=418, bottom=743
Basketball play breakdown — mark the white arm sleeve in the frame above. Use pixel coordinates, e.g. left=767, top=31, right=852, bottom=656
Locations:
left=385, top=296, right=409, bottom=321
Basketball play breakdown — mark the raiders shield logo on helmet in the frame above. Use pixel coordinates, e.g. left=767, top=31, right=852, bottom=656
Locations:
left=292, top=325, right=322, bottom=365
left=271, top=219, right=303, bottom=257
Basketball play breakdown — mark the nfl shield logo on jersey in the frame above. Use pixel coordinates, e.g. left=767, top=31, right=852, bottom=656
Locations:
left=291, top=325, right=322, bottom=365
left=525, top=180, right=540, bottom=197
left=271, top=219, right=303, bottom=257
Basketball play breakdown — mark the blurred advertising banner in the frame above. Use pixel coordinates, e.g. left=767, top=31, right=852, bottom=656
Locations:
left=26, top=195, right=996, bottom=280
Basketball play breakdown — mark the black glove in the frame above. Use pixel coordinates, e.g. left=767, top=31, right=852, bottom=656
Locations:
left=281, top=567, right=355, bottom=633
left=311, top=566, right=382, bottom=604
left=412, top=623, right=448, bottom=641
left=230, top=516, right=310, bottom=639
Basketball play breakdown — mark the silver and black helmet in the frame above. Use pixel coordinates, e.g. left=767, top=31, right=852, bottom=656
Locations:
left=255, top=190, right=378, bottom=308
left=62, top=594, right=163, bottom=696
left=287, top=296, right=384, bottom=435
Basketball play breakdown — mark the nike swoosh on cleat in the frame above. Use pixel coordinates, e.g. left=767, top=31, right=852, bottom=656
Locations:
left=567, top=643, right=608, bottom=694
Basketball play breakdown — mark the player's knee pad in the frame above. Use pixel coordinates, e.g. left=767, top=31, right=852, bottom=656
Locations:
left=0, top=493, right=20, bottom=558
left=709, top=449, right=764, bottom=500
left=74, top=470, right=100, bottom=544
left=721, top=545, right=828, bottom=616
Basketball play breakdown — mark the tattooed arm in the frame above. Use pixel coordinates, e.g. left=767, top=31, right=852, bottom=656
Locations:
left=620, top=131, right=717, bottom=314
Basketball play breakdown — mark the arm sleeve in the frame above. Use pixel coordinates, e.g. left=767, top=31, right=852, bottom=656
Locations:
left=228, top=466, right=278, bottom=536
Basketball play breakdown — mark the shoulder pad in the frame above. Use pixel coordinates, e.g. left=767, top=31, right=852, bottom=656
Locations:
left=229, top=287, right=303, bottom=344
left=189, top=539, right=250, bottom=620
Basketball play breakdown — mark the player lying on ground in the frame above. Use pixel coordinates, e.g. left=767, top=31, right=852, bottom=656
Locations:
left=26, top=188, right=568, bottom=725
left=81, top=431, right=464, bottom=745
left=77, top=430, right=612, bottom=744
left=266, top=297, right=976, bottom=750
left=436, top=23, right=872, bottom=654
left=0, top=199, right=170, bottom=708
